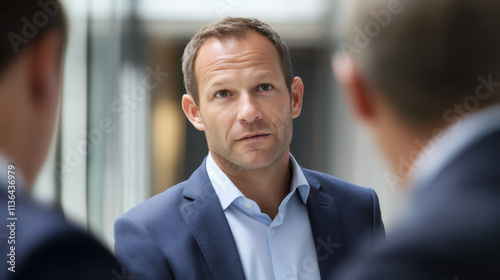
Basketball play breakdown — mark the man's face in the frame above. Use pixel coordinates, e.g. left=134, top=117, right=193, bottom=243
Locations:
left=184, top=31, right=303, bottom=171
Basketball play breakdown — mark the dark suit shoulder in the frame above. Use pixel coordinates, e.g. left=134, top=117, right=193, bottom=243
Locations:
left=113, top=162, right=217, bottom=279
left=302, top=168, right=383, bottom=235
left=0, top=192, right=121, bottom=280
left=118, top=181, right=187, bottom=225
left=118, top=160, right=212, bottom=233
left=335, top=130, right=500, bottom=280
left=14, top=228, right=122, bottom=280
left=302, top=168, right=378, bottom=207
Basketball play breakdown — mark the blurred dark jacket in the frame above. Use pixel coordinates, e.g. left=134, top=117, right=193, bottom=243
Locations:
left=335, top=107, right=500, bottom=279
left=0, top=157, right=123, bottom=280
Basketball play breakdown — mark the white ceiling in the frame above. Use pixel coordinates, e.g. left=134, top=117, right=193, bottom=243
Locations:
left=137, top=0, right=331, bottom=22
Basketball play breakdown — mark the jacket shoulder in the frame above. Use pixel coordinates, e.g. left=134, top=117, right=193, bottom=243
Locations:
left=0, top=193, right=119, bottom=279
left=302, top=168, right=376, bottom=198
left=118, top=181, right=187, bottom=226
left=302, top=168, right=382, bottom=231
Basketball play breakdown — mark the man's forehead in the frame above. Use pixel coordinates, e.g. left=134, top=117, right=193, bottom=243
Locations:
left=208, top=71, right=277, bottom=86
left=194, top=32, right=281, bottom=77
left=198, top=31, right=276, bottom=56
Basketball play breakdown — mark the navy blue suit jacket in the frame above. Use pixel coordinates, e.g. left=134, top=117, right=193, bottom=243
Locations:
left=115, top=159, right=384, bottom=279
left=0, top=184, right=121, bottom=279
left=335, top=130, right=500, bottom=279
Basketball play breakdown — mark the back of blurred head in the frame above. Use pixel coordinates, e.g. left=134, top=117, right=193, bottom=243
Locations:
left=335, top=0, right=500, bottom=179
left=0, top=0, right=66, bottom=187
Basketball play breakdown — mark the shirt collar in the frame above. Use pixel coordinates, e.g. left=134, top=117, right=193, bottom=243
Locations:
left=206, top=153, right=310, bottom=210
left=206, top=153, right=244, bottom=210
left=410, top=104, right=500, bottom=192
left=289, top=154, right=310, bottom=204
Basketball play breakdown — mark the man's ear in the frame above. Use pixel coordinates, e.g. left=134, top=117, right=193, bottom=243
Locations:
left=333, top=53, right=376, bottom=123
left=29, top=30, right=62, bottom=109
left=182, top=94, right=205, bottom=131
left=290, top=77, right=304, bottom=119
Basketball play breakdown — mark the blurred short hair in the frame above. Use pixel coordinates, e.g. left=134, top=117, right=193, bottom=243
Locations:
left=340, top=0, right=500, bottom=125
left=0, top=0, right=67, bottom=73
left=182, top=17, right=293, bottom=105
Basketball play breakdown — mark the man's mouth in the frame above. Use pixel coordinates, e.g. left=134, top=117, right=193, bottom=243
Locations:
left=237, top=133, right=270, bottom=141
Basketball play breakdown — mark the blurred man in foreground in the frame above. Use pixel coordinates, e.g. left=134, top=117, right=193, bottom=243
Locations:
left=0, top=1, right=121, bottom=279
left=334, top=0, right=500, bottom=279
left=115, top=17, right=384, bottom=279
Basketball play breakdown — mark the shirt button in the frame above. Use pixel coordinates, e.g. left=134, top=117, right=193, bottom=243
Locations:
left=244, top=201, right=251, bottom=208
left=270, top=230, right=276, bottom=236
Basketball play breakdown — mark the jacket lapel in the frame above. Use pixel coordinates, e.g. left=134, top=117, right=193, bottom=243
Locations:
left=180, top=159, right=245, bottom=280
left=305, top=171, right=344, bottom=279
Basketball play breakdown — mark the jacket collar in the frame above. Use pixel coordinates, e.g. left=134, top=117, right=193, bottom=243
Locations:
left=180, top=158, right=246, bottom=280
left=304, top=169, right=344, bottom=279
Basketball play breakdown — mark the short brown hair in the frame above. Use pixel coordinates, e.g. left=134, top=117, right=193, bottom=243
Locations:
left=0, top=0, right=67, bottom=73
left=182, top=17, right=293, bottom=105
left=342, top=0, right=500, bottom=125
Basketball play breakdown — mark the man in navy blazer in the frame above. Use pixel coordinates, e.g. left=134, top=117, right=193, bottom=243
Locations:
left=115, top=17, right=384, bottom=279
left=333, top=0, right=500, bottom=279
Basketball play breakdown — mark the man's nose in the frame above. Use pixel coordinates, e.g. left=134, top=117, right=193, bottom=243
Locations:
left=237, top=92, right=262, bottom=123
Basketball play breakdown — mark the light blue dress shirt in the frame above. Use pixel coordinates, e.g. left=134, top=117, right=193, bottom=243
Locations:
left=206, top=153, right=321, bottom=280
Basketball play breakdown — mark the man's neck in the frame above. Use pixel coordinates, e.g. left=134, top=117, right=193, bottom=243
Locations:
left=385, top=118, right=448, bottom=184
left=212, top=152, right=292, bottom=220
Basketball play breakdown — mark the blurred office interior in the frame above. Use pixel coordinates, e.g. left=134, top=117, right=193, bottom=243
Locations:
left=33, top=0, right=408, bottom=250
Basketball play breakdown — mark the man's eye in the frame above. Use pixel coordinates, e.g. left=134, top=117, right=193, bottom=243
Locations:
left=215, top=91, right=229, bottom=98
left=259, top=84, right=273, bottom=91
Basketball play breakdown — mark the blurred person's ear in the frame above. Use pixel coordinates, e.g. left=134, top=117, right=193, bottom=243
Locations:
left=333, top=54, right=376, bottom=123
left=182, top=94, right=205, bottom=131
